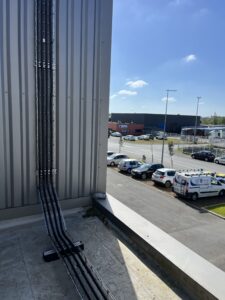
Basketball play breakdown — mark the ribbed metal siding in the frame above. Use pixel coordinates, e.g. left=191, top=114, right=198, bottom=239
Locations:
left=56, top=0, right=112, bottom=201
left=0, top=0, right=36, bottom=209
left=0, top=0, right=112, bottom=209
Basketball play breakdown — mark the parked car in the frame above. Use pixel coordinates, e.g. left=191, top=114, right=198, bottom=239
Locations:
left=118, top=159, right=142, bottom=174
left=137, top=135, right=145, bottom=140
left=146, top=134, right=154, bottom=140
left=191, top=150, right=215, bottom=162
left=173, top=171, right=225, bottom=200
left=111, top=131, right=122, bottom=137
left=141, top=135, right=151, bottom=140
left=204, top=171, right=225, bottom=179
left=152, top=168, right=176, bottom=187
left=156, top=133, right=167, bottom=140
left=216, top=173, right=225, bottom=179
left=138, top=135, right=150, bottom=140
left=123, top=135, right=136, bottom=141
left=131, top=163, right=164, bottom=180
left=107, top=151, right=115, bottom=157
left=107, top=153, right=128, bottom=166
left=214, top=156, right=225, bottom=165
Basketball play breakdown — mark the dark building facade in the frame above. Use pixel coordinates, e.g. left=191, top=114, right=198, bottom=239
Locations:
left=108, top=122, right=144, bottom=135
left=110, top=113, right=201, bottom=134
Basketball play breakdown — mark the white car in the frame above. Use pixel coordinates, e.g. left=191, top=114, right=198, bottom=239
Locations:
left=107, top=153, right=128, bottom=166
left=111, top=132, right=122, bottom=137
left=107, top=151, right=115, bottom=157
left=137, top=135, right=144, bottom=140
left=156, top=134, right=167, bottom=140
left=152, top=168, right=176, bottom=188
left=123, top=135, right=136, bottom=141
left=214, top=156, right=225, bottom=165
left=118, top=159, right=142, bottom=174
left=137, top=135, right=149, bottom=140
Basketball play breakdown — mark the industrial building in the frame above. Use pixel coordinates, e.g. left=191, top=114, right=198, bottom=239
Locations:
left=181, top=125, right=225, bottom=137
left=108, top=121, right=144, bottom=135
left=110, top=113, right=201, bottom=133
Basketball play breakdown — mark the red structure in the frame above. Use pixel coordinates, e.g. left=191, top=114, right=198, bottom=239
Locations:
left=108, top=122, right=144, bottom=136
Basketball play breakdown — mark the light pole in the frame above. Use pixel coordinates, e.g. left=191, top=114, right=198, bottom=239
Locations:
left=150, top=139, right=154, bottom=162
left=161, top=89, right=177, bottom=165
left=193, top=96, right=201, bottom=144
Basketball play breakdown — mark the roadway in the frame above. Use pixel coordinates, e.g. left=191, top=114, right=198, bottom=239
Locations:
left=108, top=136, right=225, bottom=173
left=107, top=137, right=225, bottom=272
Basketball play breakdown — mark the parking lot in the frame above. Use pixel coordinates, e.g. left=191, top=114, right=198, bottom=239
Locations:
left=107, top=136, right=225, bottom=272
left=108, top=136, right=225, bottom=173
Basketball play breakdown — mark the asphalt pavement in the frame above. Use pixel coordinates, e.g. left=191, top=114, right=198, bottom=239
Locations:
left=107, top=137, right=225, bottom=272
left=108, top=136, right=225, bottom=173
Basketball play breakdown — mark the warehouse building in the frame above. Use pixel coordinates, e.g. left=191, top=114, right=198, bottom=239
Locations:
left=110, top=113, right=200, bottom=134
left=108, top=121, right=144, bottom=135
left=181, top=125, right=225, bottom=137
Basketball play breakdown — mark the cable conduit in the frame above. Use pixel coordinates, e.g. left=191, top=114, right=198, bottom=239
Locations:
left=35, top=0, right=114, bottom=299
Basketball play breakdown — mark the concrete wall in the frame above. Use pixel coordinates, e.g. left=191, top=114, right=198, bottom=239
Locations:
left=0, top=0, right=113, bottom=213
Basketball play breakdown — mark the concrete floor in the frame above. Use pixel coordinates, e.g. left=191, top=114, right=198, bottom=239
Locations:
left=0, top=208, right=184, bottom=300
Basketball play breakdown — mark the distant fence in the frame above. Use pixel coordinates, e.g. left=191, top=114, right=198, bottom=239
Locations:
left=209, top=138, right=225, bottom=148
left=182, top=145, right=225, bottom=157
left=181, top=135, right=209, bottom=144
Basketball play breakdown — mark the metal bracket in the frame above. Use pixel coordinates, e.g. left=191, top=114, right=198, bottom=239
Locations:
left=43, top=241, right=84, bottom=262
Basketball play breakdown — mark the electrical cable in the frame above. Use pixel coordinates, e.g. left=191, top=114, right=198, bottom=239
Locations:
left=36, top=1, right=114, bottom=299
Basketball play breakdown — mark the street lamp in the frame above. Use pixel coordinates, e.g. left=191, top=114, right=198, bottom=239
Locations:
left=161, top=89, right=177, bottom=165
left=193, top=96, right=202, bottom=144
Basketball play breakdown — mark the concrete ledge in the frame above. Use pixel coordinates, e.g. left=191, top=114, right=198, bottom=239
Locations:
left=94, top=194, right=225, bottom=300
left=0, top=196, right=91, bottom=221
left=0, top=207, right=87, bottom=231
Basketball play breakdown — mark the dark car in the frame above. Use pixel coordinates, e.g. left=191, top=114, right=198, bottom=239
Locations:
left=146, top=134, right=154, bottom=140
left=191, top=150, right=215, bottom=162
left=131, top=163, right=164, bottom=180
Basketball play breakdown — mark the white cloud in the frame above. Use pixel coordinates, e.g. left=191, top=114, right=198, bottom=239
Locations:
left=162, top=97, right=176, bottom=103
left=169, top=0, right=192, bottom=7
left=193, top=8, right=209, bottom=18
left=183, top=54, right=197, bottom=63
left=169, top=0, right=181, bottom=5
left=126, top=80, right=148, bottom=88
left=169, top=0, right=191, bottom=6
left=118, top=90, right=137, bottom=96
left=110, top=94, right=117, bottom=100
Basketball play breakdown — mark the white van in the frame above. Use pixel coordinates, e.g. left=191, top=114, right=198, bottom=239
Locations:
left=173, top=171, right=225, bottom=200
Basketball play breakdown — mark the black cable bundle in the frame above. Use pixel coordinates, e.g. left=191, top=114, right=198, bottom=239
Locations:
left=35, top=1, right=114, bottom=299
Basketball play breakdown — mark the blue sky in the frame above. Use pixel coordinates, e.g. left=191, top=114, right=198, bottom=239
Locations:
left=109, top=0, right=225, bottom=117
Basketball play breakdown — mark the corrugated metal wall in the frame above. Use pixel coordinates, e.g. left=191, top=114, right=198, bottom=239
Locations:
left=0, top=0, right=36, bottom=209
left=0, top=0, right=112, bottom=210
left=56, top=0, right=112, bottom=201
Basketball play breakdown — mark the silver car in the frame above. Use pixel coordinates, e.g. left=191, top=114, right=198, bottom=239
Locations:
left=107, top=153, right=128, bottom=166
left=214, top=156, right=225, bottom=165
left=123, top=135, right=136, bottom=141
left=111, top=131, right=122, bottom=137
left=118, top=159, right=142, bottom=174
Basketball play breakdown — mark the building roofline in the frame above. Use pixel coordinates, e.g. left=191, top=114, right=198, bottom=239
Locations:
left=111, top=112, right=200, bottom=118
